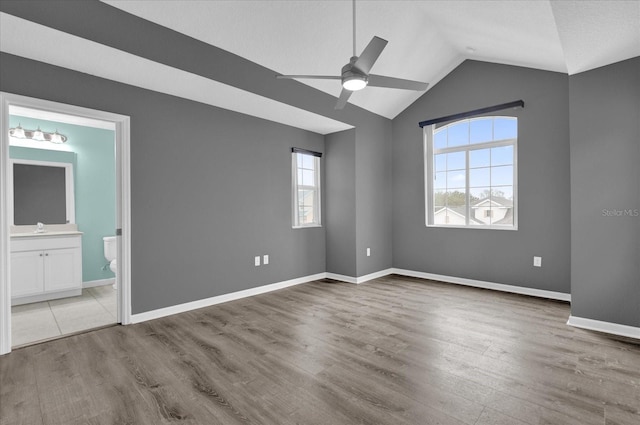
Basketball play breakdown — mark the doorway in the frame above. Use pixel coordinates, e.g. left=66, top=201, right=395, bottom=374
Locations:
left=0, top=92, right=131, bottom=355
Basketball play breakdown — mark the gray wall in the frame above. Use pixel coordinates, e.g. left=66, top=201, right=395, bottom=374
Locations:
left=1, top=53, right=325, bottom=314
left=355, top=119, right=393, bottom=276
left=569, top=57, right=640, bottom=327
left=324, top=122, right=394, bottom=278
left=325, top=129, right=357, bottom=277
left=392, top=60, right=571, bottom=294
left=0, top=0, right=396, bottom=313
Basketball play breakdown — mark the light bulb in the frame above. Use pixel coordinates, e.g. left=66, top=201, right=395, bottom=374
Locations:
left=10, top=124, right=26, bottom=139
left=50, top=131, right=65, bottom=144
left=342, top=76, right=367, bottom=91
left=32, top=127, right=45, bottom=141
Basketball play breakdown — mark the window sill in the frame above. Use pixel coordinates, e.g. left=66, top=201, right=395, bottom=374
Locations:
left=292, top=224, right=322, bottom=229
left=426, top=224, right=518, bottom=231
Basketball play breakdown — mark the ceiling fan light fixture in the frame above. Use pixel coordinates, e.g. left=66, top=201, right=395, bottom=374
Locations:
left=342, top=75, right=368, bottom=91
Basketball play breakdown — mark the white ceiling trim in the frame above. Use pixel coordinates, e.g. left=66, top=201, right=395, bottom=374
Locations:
left=0, top=12, right=353, bottom=135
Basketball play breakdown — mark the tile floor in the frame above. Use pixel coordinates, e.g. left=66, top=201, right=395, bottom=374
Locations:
left=11, top=285, right=117, bottom=347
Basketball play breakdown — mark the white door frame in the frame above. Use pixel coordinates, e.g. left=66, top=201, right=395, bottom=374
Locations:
left=0, top=92, right=132, bottom=355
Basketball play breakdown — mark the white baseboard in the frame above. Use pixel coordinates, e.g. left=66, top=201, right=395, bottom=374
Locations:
left=83, top=278, right=115, bottom=288
left=326, top=268, right=394, bottom=284
left=130, top=273, right=326, bottom=324
left=567, top=315, right=640, bottom=340
left=391, top=268, right=572, bottom=302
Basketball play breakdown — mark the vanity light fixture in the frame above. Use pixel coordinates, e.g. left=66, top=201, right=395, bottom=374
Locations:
left=49, top=130, right=66, bottom=144
left=32, top=126, right=46, bottom=141
left=10, top=123, right=26, bottom=139
left=8, top=124, right=68, bottom=144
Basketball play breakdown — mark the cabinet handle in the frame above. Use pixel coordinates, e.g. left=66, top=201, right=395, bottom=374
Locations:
left=39, top=253, right=43, bottom=257
left=45, top=253, right=49, bottom=256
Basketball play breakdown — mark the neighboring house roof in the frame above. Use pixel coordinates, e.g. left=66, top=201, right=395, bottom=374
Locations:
left=493, top=207, right=514, bottom=225
left=434, top=206, right=484, bottom=225
left=472, top=196, right=513, bottom=208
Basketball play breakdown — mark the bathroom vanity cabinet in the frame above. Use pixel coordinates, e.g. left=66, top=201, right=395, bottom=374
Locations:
left=10, top=233, right=83, bottom=306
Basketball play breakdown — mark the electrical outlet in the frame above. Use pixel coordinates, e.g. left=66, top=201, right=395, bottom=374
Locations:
left=254, top=256, right=261, bottom=266
left=263, top=254, right=269, bottom=265
left=366, top=248, right=371, bottom=257
left=533, top=256, right=542, bottom=267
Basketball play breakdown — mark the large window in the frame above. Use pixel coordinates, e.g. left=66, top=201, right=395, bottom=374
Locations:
left=425, top=116, right=517, bottom=229
left=292, top=149, right=321, bottom=228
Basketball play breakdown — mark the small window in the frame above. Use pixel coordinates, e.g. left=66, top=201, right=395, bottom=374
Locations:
left=292, top=149, right=321, bottom=228
left=425, top=116, right=517, bottom=229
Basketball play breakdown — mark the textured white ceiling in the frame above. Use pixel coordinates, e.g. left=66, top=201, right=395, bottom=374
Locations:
left=103, top=0, right=640, bottom=119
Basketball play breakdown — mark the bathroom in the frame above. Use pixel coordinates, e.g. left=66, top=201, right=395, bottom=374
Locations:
left=8, top=107, right=118, bottom=347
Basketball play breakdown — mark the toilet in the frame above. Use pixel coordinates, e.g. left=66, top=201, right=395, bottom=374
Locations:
left=103, top=236, right=117, bottom=288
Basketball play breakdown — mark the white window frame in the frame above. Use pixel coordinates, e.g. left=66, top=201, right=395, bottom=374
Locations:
left=292, top=151, right=321, bottom=228
left=424, top=116, right=518, bottom=230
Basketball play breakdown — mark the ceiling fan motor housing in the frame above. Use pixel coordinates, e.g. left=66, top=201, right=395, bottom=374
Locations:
left=342, top=56, right=368, bottom=90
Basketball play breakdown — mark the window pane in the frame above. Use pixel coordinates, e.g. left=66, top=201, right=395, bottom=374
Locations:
left=434, top=190, right=446, bottom=209
left=297, top=154, right=303, bottom=168
left=301, top=154, right=314, bottom=169
left=492, top=187, right=513, bottom=201
left=470, top=187, right=491, bottom=225
left=434, top=172, right=447, bottom=190
left=434, top=129, right=447, bottom=150
left=444, top=191, right=467, bottom=225
left=469, top=167, right=490, bottom=187
left=434, top=193, right=466, bottom=225
left=491, top=165, right=513, bottom=186
left=298, top=189, right=309, bottom=206
left=445, top=190, right=466, bottom=207
left=470, top=119, right=492, bottom=144
left=490, top=188, right=513, bottom=225
left=433, top=206, right=448, bottom=225
left=297, top=169, right=303, bottom=184
left=447, top=170, right=465, bottom=189
left=470, top=187, right=491, bottom=205
left=491, top=145, right=513, bottom=166
left=447, top=151, right=465, bottom=170
left=494, top=118, right=517, bottom=140
left=302, top=169, right=315, bottom=186
left=434, top=153, right=446, bottom=172
left=448, top=121, right=469, bottom=147
left=469, top=148, right=490, bottom=168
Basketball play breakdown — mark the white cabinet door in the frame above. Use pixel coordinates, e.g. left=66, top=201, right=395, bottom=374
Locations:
left=11, top=251, right=45, bottom=297
left=44, top=248, right=80, bottom=292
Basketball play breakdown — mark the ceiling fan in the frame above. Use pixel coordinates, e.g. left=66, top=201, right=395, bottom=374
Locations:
left=276, top=0, right=429, bottom=110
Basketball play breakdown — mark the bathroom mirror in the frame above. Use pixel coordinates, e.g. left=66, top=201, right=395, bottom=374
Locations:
left=9, top=159, right=75, bottom=226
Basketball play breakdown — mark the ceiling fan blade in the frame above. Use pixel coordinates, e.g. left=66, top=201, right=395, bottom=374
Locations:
left=277, top=75, right=341, bottom=80
left=353, top=36, right=388, bottom=74
left=335, top=88, right=353, bottom=110
left=368, top=74, right=429, bottom=91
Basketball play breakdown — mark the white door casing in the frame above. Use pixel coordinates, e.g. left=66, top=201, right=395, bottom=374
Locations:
left=0, top=92, right=132, bottom=355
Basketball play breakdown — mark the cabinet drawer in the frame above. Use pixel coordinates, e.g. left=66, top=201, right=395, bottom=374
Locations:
left=11, top=235, right=81, bottom=252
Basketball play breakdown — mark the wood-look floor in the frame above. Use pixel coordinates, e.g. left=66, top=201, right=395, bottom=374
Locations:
left=1, top=275, right=639, bottom=425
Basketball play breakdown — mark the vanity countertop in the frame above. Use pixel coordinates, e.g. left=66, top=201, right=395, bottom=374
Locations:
left=10, top=224, right=82, bottom=238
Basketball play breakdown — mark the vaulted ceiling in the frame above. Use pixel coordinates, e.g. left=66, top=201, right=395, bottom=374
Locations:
left=1, top=1, right=638, bottom=133
left=103, top=0, right=640, bottom=118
